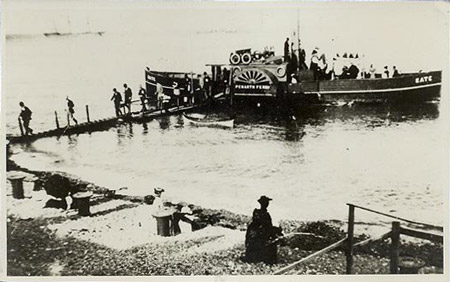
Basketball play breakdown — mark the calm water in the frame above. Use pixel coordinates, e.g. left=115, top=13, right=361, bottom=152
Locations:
left=5, top=35, right=448, bottom=233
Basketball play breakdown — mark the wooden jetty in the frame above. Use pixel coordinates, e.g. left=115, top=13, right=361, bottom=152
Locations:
left=7, top=104, right=200, bottom=144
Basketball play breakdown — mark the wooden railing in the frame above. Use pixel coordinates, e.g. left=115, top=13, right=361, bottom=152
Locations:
left=346, top=203, right=443, bottom=274
left=273, top=203, right=443, bottom=275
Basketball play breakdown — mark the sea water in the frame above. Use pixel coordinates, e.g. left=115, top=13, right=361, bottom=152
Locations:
left=4, top=34, right=448, bottom=235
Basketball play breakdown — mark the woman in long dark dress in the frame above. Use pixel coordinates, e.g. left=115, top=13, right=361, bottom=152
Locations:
left=245, top=196, right=281, bottom=264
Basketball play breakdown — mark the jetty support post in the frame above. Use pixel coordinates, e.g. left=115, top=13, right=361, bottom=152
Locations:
left=54, top=111, right=60, bottom=129
left=390, top=221, right=400, bottom=274
left=86, top=105, right=90, bottom=123
left=346, top=204, right=355, bottom=274
left=18, top=117, right=24, bottom=136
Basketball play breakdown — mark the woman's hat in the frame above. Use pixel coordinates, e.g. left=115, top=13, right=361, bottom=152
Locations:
left=257, top=195, right=272, bottom=204
left=181, top=206, right=193, bottom=214
left=154, top=187, right=165, bottom=194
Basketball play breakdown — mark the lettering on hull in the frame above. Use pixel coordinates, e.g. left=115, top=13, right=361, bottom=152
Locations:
left=415, top=76, right=432, bottom=84
left=235, top=84, right=271, bottom=90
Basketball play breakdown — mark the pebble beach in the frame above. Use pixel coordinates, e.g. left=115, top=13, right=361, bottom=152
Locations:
left=5, top=157, right=443, bottom=276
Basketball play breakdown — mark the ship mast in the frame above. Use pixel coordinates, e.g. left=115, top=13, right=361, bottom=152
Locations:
left=297, top=9, right=300, bottom=54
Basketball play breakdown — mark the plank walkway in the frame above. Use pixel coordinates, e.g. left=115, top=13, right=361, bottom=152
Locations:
left=7, top=104, right=200, bottom=144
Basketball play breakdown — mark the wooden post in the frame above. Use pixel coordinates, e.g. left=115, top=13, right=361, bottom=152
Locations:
left=346, top=204, right=355, bottom=274
left=54, top=111, right=60, bottom=129
left=390, top=221, right=400, bottom=274
left=18, top=117, right=24, bottom=136
left=85, top=105, right=90, bottom=123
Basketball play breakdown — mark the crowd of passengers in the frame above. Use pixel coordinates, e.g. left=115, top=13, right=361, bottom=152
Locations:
left=283, top=37, right=401, bottom=82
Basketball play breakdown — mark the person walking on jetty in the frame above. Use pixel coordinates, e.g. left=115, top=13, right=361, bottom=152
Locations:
left=66, top=96, right=78, bottom=125
left=18, top=102, right=33, bottom=135
left=245, top=195, right=283, bottom=264
left=138, top=85, right=147, bottom=112
left=111, top=88, right=123, bottom=117
left=123, top=83, right=133, bottom=114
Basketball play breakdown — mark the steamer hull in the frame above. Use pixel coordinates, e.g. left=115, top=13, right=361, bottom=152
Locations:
left=298, top=71, right=442, bottom=103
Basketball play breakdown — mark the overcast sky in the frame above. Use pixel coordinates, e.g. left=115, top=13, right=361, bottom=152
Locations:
left=3, top=1, right=449, bottom=72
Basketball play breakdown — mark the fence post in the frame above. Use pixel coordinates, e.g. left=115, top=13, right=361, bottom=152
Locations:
left=54, top=111, right=60, bottom=129
left=346, top=204, right=355, bottom=274
left=390, top=221, right=400, bottom=274
left=85, top=105, right=90, bottom=123
left=18, top=117, right=24, bottom=136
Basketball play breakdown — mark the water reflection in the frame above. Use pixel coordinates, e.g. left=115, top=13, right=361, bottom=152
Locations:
left=8, top=99, right=444, bottom=229
left=67, top=135, right=79, bottom=150
left=284, top=118, right=305, bottom=142
left=142, top=122, right=148, bottom=134
left=157, top=116, right=171, bottom=130
left=236, top=102, right=439, bottom=130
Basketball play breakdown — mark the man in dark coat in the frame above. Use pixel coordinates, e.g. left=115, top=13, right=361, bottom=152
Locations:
left=138, top=85, right=147, bottom=112
left=203, top=72, right=211, bottom=99
left=284, top=38, right=290, bottom=62
left=123, top=83, right=133, bottom=114
left=348, top=63, right=360, bottom=79
left=19, top=102, right=33, bottom=135
left=245, top=196, right=282, bottom=264
left=111, top=88, right=122, bottom=117
left=66, top=96, right=78, bottom=125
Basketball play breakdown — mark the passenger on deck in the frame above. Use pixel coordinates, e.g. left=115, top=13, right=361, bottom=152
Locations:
left=123, top=84, right=133, bottom=114
left=184, top=74, right=192, bottom=105
left=138, top=85, right=147, bottom=112
left=310, top=50, right=320, bottom=80
left=369, top=64, right=376, bottom=78
left=19, top=102, right=33, bottom=135
left=340, top=66, right=351, bottom=79
left=111, top=88, right=123, bottom=117
left=203, top=72, right=211, bottom=99
left=66, top=96, right=78, bottom=125
left=383, top=66, right=390, bottom=78
left=245, top=196, right=282, bottom=264
left=392, top=66, right=400, bottom=78
left=222, top=67, right=230, bottom=89
left=348, top=63, right=360, bottom=79
left=290, top=43, right=298, bottom=74
left=156, top=83, right=165, bottom=110
left=298, top=41, right=307, bottom=70
left=284, top=38, right=290, bottom=62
